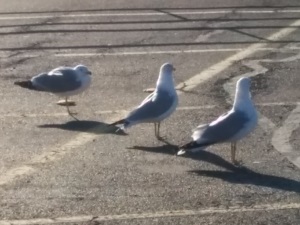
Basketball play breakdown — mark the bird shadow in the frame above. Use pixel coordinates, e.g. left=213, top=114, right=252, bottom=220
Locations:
left=128, top=142, right=239, bottom=171
left=129, top=143, right=300, bottom=193
left=189, top=169, right=300, bottom=193
left=38, top=120, right=127, bottom=135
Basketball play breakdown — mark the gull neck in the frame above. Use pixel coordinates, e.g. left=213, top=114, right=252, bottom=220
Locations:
left=156, top=71, right=175, bottom=92
left=233, top=85, right=252, bottom=111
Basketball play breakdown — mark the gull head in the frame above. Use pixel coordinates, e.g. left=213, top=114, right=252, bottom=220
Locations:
left=160, top=63, right=175, bottom=75
left=157, top=63, right=176, bottom=90
left=236, top=77, right=251, bottom=92
left=74, top=65, right=92, bottom=76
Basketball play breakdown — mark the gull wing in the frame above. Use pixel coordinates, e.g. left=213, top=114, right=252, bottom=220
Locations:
left=31, top=67, right=81, bottom=93
left=192, top=109, right=250, bottom=144
left=126, top=89, right=176, bottom=123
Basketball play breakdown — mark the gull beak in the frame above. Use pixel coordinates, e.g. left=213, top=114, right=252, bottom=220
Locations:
left=87, top=71, right=92, bottom=75
left=173, top=67, right=176, bottom=71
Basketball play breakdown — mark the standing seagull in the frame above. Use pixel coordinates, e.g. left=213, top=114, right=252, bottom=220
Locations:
left=14, top=65, right=92, bottom=117
left=110, top=63, right=178, bottom=139
left=177, top=77, right=258, bottom=165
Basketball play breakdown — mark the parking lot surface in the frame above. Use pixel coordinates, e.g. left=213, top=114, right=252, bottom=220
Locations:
left=0, top=0, right=300, bottom=224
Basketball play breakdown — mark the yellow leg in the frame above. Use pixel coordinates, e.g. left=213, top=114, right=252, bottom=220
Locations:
left=157, top=122, right=161, bottom=137
left=154, top=122, right=164, bottom=141
left=66, top=97, right=71, bottom=115
left=231, top=142, right=237, bottom=165
left=65, top=97, right=78, bottom=120
left=154, top=123, right=161, bottom=139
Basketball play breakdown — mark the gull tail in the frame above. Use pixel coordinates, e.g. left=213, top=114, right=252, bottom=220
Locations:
left=109, top=119, right=130, bottom=130
left=109, top=119, right=126, bottom=126
left=177, top=141, right=211, bottom=156
left=14, top=80, right=37, bottom=90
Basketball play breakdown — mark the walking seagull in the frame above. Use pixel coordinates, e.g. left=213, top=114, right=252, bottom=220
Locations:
left=177, top=77, right=258, bottom=165
left=110, top=63, right=178, bottom=139
left=14, top=65, right=92, bottom=118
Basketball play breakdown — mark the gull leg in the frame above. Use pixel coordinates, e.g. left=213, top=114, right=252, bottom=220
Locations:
left=231, top=142, right=237, bottom=165
left=65, top=97, right=78, bottom=120
left=155, top=122, right=166, bottom=141
left=154, top=123, right=160, bottom=139
left=155, top=123, right=162, bottom=138
left=231, top=142, right=244, bottom=166
left=157, top=122, right=161, bottom=138
left=66, top=97, right=71, bottom=114
left=154, top=122, right=168, bottom=142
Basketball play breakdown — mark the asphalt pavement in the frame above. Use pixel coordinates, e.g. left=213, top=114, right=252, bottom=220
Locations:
left=0, top=0, right=300, bottom=224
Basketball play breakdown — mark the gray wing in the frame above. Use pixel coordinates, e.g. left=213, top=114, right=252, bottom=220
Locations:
left=126, top=89, right=175, bottom=122
left=31, top=68, right=81, bottom=93
left=194, top=110, right=250, bottom=144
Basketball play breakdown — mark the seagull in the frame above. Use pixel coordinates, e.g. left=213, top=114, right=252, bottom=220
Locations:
left=14, top=65, right=92, bottom=118
left=110, top=63, right=178, bottom=139
left=177, top=77, right=258, bottom=165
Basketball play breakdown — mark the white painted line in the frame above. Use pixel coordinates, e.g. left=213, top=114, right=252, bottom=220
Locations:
left=0, top=102, right=299, bottom=119
left=0, top=202, right=299, bottom=224
left=1, top=9, right=300, bottom=20
left=1, top=47, right=281, bottom=58
left=177, top=105, right=217, bottom=110
left=257, top=102, right=300, bottom=106
left=0, top=166, right=34, bottom=186
left=0, top=112, right=68, bottom=118
left=5, top=46, right=300, bottom=59
left=281, top=9, right=300, bottom=13
left=52, top=48, right=289, bottom=58
left=2, top=47, right=291, bottom=59
left=0, top=11, right=231, bottom=20
left=55, top=48, right=243, bottom=57
left=272, top=105, right=300, bottom=168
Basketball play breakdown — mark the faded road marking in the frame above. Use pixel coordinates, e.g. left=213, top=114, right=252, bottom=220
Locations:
left=0, top=47, right=276, bottom=58
left=0, top=166, right=34, bottom=186
left=272, top=105, right=300, bottom=168
left=5, top=47, right=300, bottom=58
left=55, top=48, right=242, bottom=57
left=0, top=202, right=299, bottom=224
left=2, top=9, right=300, bottom=20
left=5, top=46, right=300, bottom=58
